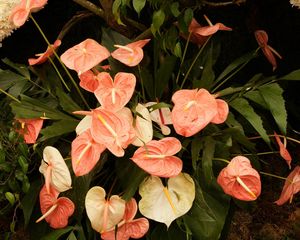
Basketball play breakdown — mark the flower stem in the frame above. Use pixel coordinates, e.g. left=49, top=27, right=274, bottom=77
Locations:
left=48, top=57, right=70, bottom=91
left=175, top=32, right=191, bottom=85
left=259, top=171, right=287, bottom=181
left=180, top=36, right=211, bottom=89
left=138, top=65, right=146, bottom=100
left=29, top=15, right=90, bottom=109
left=233, top=151, right=280, bottom=156
left=213, top=157, right=230, bottom=164
left=0, top=88, right=21, bottom=103
left=249, top=134, right=300, bottom=145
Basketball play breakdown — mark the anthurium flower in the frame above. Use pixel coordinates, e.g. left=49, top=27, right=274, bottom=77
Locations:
left=28, top=39, right=61, bottom=65
left=94, top=72, right=136, bottom=112
left=210, top=98, right=229, bottom=124
left=60, top=38, right=110, bottom=74
left=71, top=129, right=106, bottom=176
left=79, top=70, right=100, bottom=92
left=171, top=88, right=218, bottom=137
left=101, top=198, right=149, bottom=240
left=39, top=146, right=72, bottom=193
left=275, top=166, right=300, bottom=205
left=182, top=17, right=232, bottom=45
left=131, top=137, right=182, bottom=177
left=91, top=108, right=135, bottom=157
left=138, top=173, right=195, bottom=227
left=16, top=118, right=43, bottom=144
left=217, top=156, right=261, bottom=201
left=254, top=30, right=282, bottom=71
left=75, top=115, right=92, bottom=135
left=36, top=184, right=74, bottom=229
left=274, top=132, right=292, bottom=169
left=85, top=186, right=126, bottom=233
left=111, top=39, right=150, bottom=67
left=9, top=0, right=48, bottom=27
left=144, top=102, right=173, bottom=135
left=132, top=104, right=153, bottom=147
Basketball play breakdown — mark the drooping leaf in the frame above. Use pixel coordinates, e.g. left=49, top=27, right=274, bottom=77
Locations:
left=2, top=58, right=30, bottom=78
left=183, top=8, right=193, bottom=26
left=214, top=50, right=257, bottom=85
left=230, top=97, right=270, bottom=144
left=40, top=226, right=74, bottom=240
left=151, top=9, right=165, bottom=35
left=67, top=231, right=77, bottom=240
left=11, top=95, right=73, bottom=120
left=0, top=69, right=27, bottom=91
left=21, top=179, right=42, bottom=226
left=56, top=88, right=81, bottom=114
left=133, top=0, right=146, bottom=16
left=170, top=2, right=181, bottom=17
left=258, top=83, right=287, bottom=134
left=148, top=223, right=185, bottom=240
left=202, top=137, right=216, bottom=187
left=182, top=182, right=230, bottom=240
left=39, top=120, right=78, bottom=141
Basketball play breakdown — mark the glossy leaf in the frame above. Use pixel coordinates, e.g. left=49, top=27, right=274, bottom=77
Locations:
left=133, top=0, right=146, bottom=16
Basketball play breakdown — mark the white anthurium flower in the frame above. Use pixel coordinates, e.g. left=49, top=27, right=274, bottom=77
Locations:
left=85, top=186, right=126, bottom=233
left=75, top=115, right=92, bottom=135
left=132, top=104, right=153, bottom=147
left=39, top=146, right=72, bottom=193
left=144, top=102, right=172, bottom=135
left=138, top=172, right=195, bottom=228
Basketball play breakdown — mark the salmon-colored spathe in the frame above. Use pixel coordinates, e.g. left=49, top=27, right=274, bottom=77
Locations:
left=16, top=118, right=43, bottom=144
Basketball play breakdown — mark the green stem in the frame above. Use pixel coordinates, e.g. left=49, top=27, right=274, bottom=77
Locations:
left=180, top=36, right=211, bottom=89
left=249, top=134, right=300, bottom=145
left=48, top=57, right=70, bottom=91
left=29, top=15, right=90, bottom=109
left=213, top=157, right=230, bottom=164
left=260, top=171, right=287, bottom=181
left=138, top=65, right=145, bottom=101
left=233, top=151, right=280, bottom=156
left=175, top=32, right=191, bottom=85
left=0, top=88, right=21, bottom=103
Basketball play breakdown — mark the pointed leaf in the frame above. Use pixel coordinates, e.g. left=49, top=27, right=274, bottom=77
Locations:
left=40, top=120, right=79, bottom=141
left=202, top=137, right=215, bottom=187
left=133, top=0, right=146, bottom=16
left=56, top=88, right=81, bottom=114
left=230, top=97, right=270, bottom=144
left=40, top=226, right=74, bottom=240
left=278, top=69, right=300, bottom=80
left=258, top=83, right=287, bottom=134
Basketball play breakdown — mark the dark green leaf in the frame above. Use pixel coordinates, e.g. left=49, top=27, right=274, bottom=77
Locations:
left=230, top=97, right=270, bottom=144
left=2, top=58, right=30, bottom=78
left=278, top=69, right=300, bottom=80
left=155, top=55, right=177, bottom=98
left=184, top=8, right=193, bottom=26
left=152, top=9, right=165, bottom=34
left=173, top=42, right=182, bottom=58
left=21, top=179, right=42, bottom=226
left=0, top=69, right=26, bottom=90
left=202, top=137, right=215, bottom=187
left=39, top=120, right=78, bottom=141
left=258, top=83, right=287, bottom=134
left=40, top=226, right=73, bottom=240
left=244, top=90, right=268, bottom=108
left=67, top=231, right=77, bottom=240
left=133, top=0, right=146, bottom=16
left=56, top=88, right=81, bottom=113
left=146, top=102, right=172, bottom=112
left=11, top=95, right=73, bottom=120
left=170, top=2, right=181, bottom=17
left=140, top=67, right=155, bottom=99
left=191, top=137, right=203, bottom=170
left=148, top=223, right=185, bottom=240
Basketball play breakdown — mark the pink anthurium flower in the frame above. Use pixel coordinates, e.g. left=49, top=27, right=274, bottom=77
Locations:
left=171, top=88, right=218, bottom=137
left=94, top=72, right=136, bottom=112
left=28, top=39, right=61, bottom=65
left=39, top=146, right=72, bottom=193
left=75, top=115, right=92, bottom=135
left=9, top=0, right=48, bottom=27
left=36, top=184, right=74, bottom=229
left=144, top=102, right=173, bottom=135
left=210, top=98, right=229, bottom=124
left=275, top=166, right=300, bottom=205
left=60, top=38, right=110, bottom=74
left=131, top=137, right=183, bottom=177
left=91, top=108, right=135, bottom=157
left=217, top=156, right=261, bottom=201
left=79, top=70, right=100, bottom=92
left=111, top=39, right=150, bottom=67
left=274, top=132, right=292, bottom=169
left=71, top=129, right=106, bottom=176
left=183, top=16, right=232, bottom=45
left=254, top=30, right=282, bottom=71
left=85, top=186, right=126, bottom=233
left=101, top=198, right=149, bottom=240
left=138, top=173, right=195, bottom=227
left=132, top=104, right=153, bottom=147
left=16, top=118, right=43, bottom=144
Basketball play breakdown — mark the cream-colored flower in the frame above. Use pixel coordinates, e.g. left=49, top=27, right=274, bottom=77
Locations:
left=0, top=0, right=21, bottom=45
left=290, top=0, right=300, bottom=8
